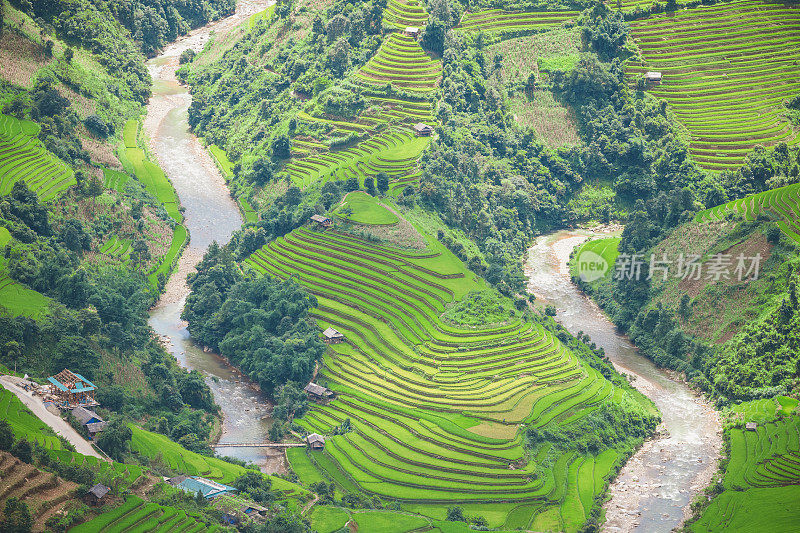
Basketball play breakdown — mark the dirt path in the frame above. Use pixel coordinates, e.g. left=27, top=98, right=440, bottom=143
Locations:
left=0, top=376, right=102, bottom=459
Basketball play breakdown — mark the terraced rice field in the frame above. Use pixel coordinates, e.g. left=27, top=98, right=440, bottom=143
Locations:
left=694, top=182, right=800, bottom=244
left=692, top=397, right=800, bottom=532
left=282, top=127, right=429, bottom=189
left=626, top=0, right=800, bottom=171
left=0, top=451, right=81, bottom=531
left=117, top=119, right=189, bottom=287
left=456, top=10, right=578, bottom=36
left=282, top=6, right=439, bottom=193
left=0, top=114, right=75, bottom=200
left=334, top=191, right=399, bottom=225
left=72, top=495, right=220, bottom=533
left=356, top=33, right=442, bottom=94
left=245, top=220, right=644, bottom=529
left=102, top=167, right=130, bottom=192
left=382, top=0, right=428, bottom=30
left=0, top=386, right=63, bottom=450
left=118, top=120, right=182, bottom=223
left=100, top=235, right=133, bottom=260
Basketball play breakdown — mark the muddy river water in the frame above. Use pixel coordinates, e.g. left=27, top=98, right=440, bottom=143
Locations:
left=526, top=231, right=722, bottom=532
left=142, top=0, right=284, bottom=473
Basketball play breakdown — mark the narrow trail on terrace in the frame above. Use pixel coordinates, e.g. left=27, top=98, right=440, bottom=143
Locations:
left=143, top=0, right=287, bottom=473
left=525, top=230, right=722, bottom=533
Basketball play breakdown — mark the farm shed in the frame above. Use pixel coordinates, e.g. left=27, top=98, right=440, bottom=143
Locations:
left=306, top=433, right=326, bottom=450
left=48, top=369, right=98, bottom=408
left=746, top=422, right=757, bottom=431
left=304, top=382, right=333, bottom=402
left=323, top=327, right=345, bottom=344
left=405, top=26, right=420, bottom=37
left=86, top=421, right=108, bottom=437
left=644, top=71, right=662, bottom=83
left=310, top=214, right=332, bottom=228
left=414, top=123, right=434, bottom=136
left=85, top=484, right=110, bottom=506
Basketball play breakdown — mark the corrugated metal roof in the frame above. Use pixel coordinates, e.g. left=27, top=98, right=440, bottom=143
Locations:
left=177, top=477, right=237, bottom=498
left=48, top=377, right=68, bottom=392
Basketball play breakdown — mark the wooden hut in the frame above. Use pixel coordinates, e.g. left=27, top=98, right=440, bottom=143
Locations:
left=306, top=433, right=326, bottom=450
left=405, top=26, right=420, bottom=37
left=644, top=71, right=662, bottom=83
left=745, top=422, right=757, bottom=431
left=311, top=214, right=332, bottom=228
left=85, top=484, right=110, bottom=506
left=48, top=369, right=98, bottom=408
left=304, top=382, right=333, bottom=402
left=323, top=327, right=345, bottom=344
left=413, top=123, right=434, bottom=137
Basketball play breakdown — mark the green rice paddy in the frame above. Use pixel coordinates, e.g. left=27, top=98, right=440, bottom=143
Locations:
left=694, top=182, right=800, bottom=244
left=71, top=495, right=220, bottom=533
left=0, top=226, right=50, bottom=317
left=118, top=119, right=189, bottom=287
left=626, top=0, right=800, bottom=170
left=456, top=10, right=578, bottom=37
left=382, top=0, right=428, bottom=30
left=334, top=192, right=399, bottom=225
left=0, top=114, right=75, bottom=201
left=245, top=215, right=646, bottom=529
left=691, top=397, right=800, bottom=531
left=277, top=6, right=440, bottom=195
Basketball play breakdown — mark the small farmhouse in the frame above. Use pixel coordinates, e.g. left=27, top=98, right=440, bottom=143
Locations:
left=745, top=422, right=757, bottom=431
left=71, top=406, right=107, bottom=439
left=405, top=26, right=420, bottom=37
left=413, top=123, right=434, bottom=137
left=310, top=214, right=332, bottom=228
left=644, top=71, right=662, bottom=83
left=306, top=433, right=326, bottom=450
left=323, top=327, right=345, bottom=344
left=85, top=483, right=110, bottom=506
left=48, top=369, right=98, bottom=408
left=304, top=382, right=333, bottom=402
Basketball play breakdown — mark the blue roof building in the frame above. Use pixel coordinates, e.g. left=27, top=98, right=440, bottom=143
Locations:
left=48, top=369, right=98, bottom=408
left=170, top=476, right=238, bottom=499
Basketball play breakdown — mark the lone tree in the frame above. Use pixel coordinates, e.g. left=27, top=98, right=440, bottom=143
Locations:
left=0, top=497, right=32, bottom=533
left=272, top=134, right=291, bottom=159
left=376, top=172, right=389, bottom=195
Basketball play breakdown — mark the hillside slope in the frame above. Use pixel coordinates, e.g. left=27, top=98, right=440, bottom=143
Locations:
left=244, top=201, right=656, bottom=530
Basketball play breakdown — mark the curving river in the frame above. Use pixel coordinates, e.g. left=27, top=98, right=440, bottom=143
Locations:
left=525, top=230, right=722, bottom=532
left=142, top=0, right=285, bottom=473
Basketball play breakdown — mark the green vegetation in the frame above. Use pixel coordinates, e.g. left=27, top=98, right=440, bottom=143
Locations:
left=334, top=192, right=399, bottom=225
left=689, top=397, right=800, bottom=531
left=0, top=114, right=75, bottom=200
left=442, top=289, right=517, bottom=326
left=117, top=118, right=188, bottom=288
left=129, top=425, right=310, bottom=499
left=238, top=219, right=655, bottom=529
left=71, top=495, right=221, bottom=533
left=626, top=0, right=800, bottom=170
left=310, top=505, right=350, bottom=533
left=695, top=182, right=800, bottom=244
left=182, top=244, right=326, bottom=394
left=457, top=10, right=578, bottom=38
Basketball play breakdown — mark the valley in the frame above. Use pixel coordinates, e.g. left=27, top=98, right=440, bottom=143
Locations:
left=0, top=0, right=798, bottom=531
